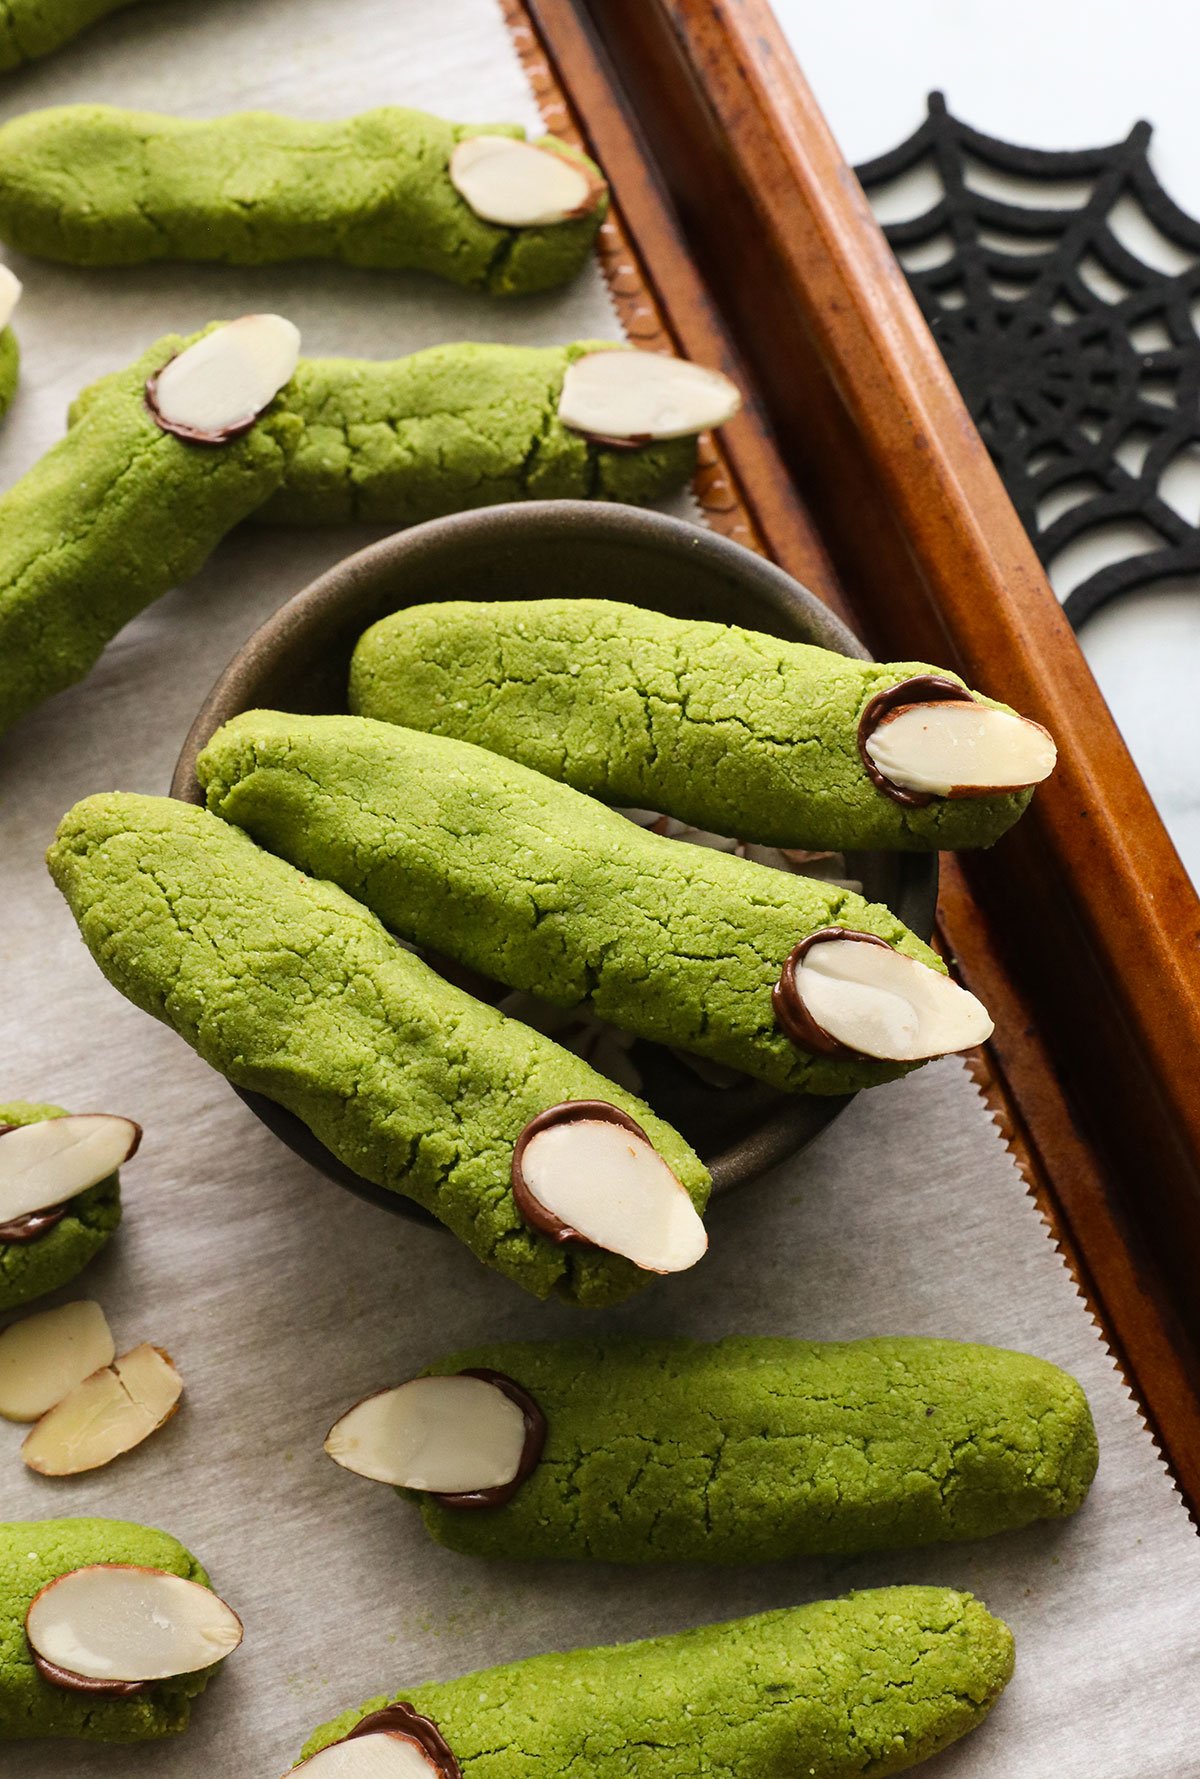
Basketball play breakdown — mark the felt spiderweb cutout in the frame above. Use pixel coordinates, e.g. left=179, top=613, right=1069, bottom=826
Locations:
left=856, top=93, right=1200, bottom=629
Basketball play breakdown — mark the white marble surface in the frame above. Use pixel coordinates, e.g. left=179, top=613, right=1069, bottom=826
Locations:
left=773, top=0, right=1200, bottom=883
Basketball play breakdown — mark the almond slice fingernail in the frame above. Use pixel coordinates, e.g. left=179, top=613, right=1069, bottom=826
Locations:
left=0, top=1300, right=115, bottom=1423
left=0, top=1113, right=140, bottom=1239
left=511, top=1101, right=707, bottom=1273
left=0, top=263, right=21, bottom=332
left=25, top=1565, right=242, bottom=1693
left=449, top=134, right=605, bottom=226
left=325, top=1369, right=545, bottom=1507
left=294, top=1705, right=462, bottom=1779
left=557, top=350, right=742, bottom=445
left=858, top=675, right=1057, bottom=804
left=145, top=313, right=300, bottom=444
left=21, top=1342, right=182, bottom=1475
left=773, top=929, right=994, bottom=1062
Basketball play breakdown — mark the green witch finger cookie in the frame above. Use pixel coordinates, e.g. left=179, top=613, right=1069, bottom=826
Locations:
left=48, top=793, right=711, bottom=1306
left=0, top=103, right=609, bottom=295
left=0, top=1518, right=242, bottom=1742
left=293, top=1588, right=1013, bottom=1778
left=351, top=598, right=1058, bottom=853
left=0, top=0, right=149, bottom=70
left=0, top=266, right=20, bottom=422
left=0, top=1102, right=136, bottom=1310
left=71, top=338, right=726, bottom=527
left=323, top=1335, right=1097, bottom=1562
left=198, top=711, right=992, bottom=1090
left=0, top=314, right=302, bottom=736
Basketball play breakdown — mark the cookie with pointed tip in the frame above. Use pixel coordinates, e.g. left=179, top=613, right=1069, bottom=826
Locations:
left=0, top=104, right=606, bottom=295
left=298, top=1588, right=1014, bottom=1778
left=350, top=599, right=1056, bottom=852
left=391, top=1335, right=1097, bottom=1563
left=197, top=711, right=982, bottom=1094
left=0, top=1517, right=234, bottom=1742
left=0, top=1104, right=123, bottom=1311
left=47, top=793, right=709, bottom=1306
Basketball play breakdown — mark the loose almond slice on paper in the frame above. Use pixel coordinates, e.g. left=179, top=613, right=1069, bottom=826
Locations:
left=0, top=263, right=21, bottom=332
left=774, top=931, right=993, bottom=1062
left=557, top=350, right=742, bottom=444
left=25, top=1565, right=242, bottom=1692
left=146, top=314, right=300, bottom=443
left=0, top=1301, right=115, bottom=1423
left=294, top=1736, right=451, bottom=1777
left=325, top=1371, right=544, bottom=1507
left=448, top=135, right=604, bottom=226
left=512, top=1101, right=707, bottom=1274
left=22, top=1342, right=182, bottom=1476
left=0, top=1114, right=139, bottom=1228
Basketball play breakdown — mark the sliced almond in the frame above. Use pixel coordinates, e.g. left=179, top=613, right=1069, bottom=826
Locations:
left=294, top=1737, right=449, bottom=1777
left=512, top=1102, right=707, bottom=1274
left=25, top=1565, right=242, bottom=1689
left=0, top=1113, right=140, bottom=1226
left=146, top=314, right=300, bottom=444
left=325, top=1372, right=539, bottom=1499
left=0, top=1301, right=115, bottom=1423
left=558, top=350, right=742, bottom=444
left=22, top=1342, right=182, bottom=1476
left=865, top=700, right=1057, bottom=797
left=777, top=931, right=993, bottom=1062
left=448, top=135, right=603, bottom=227
left=0, top=263, right=21, bottom=332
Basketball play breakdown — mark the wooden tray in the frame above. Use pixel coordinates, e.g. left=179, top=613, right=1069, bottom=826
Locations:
left=500, top=0, right=1200, bottom=1513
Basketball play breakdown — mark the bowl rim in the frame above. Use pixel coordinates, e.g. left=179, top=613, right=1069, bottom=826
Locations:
left=171, top=500, right=938, bottom=1217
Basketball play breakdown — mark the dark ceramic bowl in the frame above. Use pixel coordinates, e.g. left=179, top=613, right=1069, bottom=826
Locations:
left=172, top=502, right=937, bottom=1222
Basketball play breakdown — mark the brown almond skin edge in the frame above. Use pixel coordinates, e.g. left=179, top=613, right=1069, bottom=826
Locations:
left=772, top=929, right=895, bottom=1062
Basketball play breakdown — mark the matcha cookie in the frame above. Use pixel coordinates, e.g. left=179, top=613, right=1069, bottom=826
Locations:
left=70, top=340, right=700, bottom=528
left=325, top=1335, right=1097, bottom=1562
left=0, top=315, right=301, bottom=736
left=296, top=1588, right=1014, bottom=1777
left=351, top=599, right=1058, bottom=853
left=0, top=104, right=607, bottom=295
left=0, top=265, right=20, bottom=422
left=198, top=711, right=993, bottom=1092
left=0, top=1103, right=124, bottom=1311
left=0, top=0, right=148, bottom=69
left=0, top=1517, right=239, bottom=1742
left=48, top=793, right=710, bottom=1306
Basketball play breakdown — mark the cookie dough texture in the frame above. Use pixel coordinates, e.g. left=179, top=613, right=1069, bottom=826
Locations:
left=199, top=711, right=939, bottom=1095
left=350, top=599, right=1035, bottom=852
left=0, top=105, right=605, bottom=294
left=0, top=1518, right=213, bottom=1742
left=0, top=1102, right=121, bottom=1311
left=412, top=1335, right=1098, bottom=1562
left=47, top=794, right=709, bottom=1306
left=0, top=0, right=146, bottom=69
left=0, top=329, right=298, bottom=735
left=300, top=1588, right=1015, bottom=1779
left=0, top=328, right=16, bottom=420
left=71, top=341, right=694, bottom=525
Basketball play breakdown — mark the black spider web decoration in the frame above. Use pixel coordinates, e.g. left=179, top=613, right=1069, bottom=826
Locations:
left=856, top=93, right=1200, bottom=628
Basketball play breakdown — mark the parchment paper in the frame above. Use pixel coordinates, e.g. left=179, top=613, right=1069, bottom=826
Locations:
left=0, top=2, right=1197, bottom=1775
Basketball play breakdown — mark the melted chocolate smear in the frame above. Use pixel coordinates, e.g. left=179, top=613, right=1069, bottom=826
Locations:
left=772, top=928, right=895, bottom=1060
left=430, top=1369, right=547, bottom=1511
left=345, top=1703, right=463, bottom=1779
left=30, top=1649, right=148, bottom=1697
left=856, top=674, right=977, bottom=807
left=511, top=1100, right=649, bottom=1246
left=0, top=1205, right=68, bottom=1243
